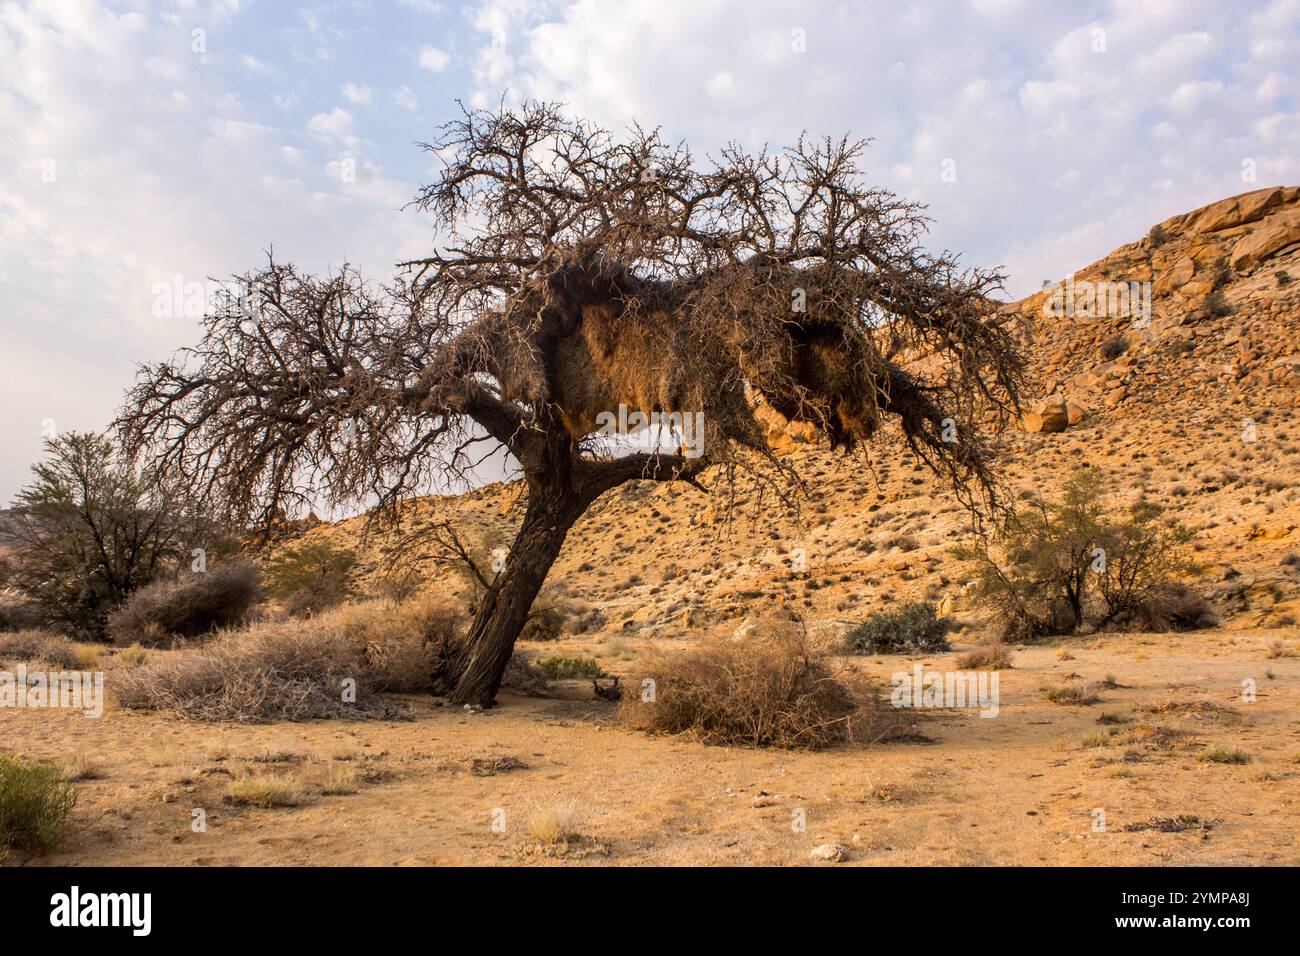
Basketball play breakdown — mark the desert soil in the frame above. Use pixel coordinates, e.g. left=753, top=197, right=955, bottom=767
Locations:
left=7, top=625, right=1297, bottom=866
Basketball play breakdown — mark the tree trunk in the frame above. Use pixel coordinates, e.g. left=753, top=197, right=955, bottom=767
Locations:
left=443, top=481, right=584, bottom=707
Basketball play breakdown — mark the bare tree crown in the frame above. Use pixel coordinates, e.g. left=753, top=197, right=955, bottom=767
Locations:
left=119, top=101, right=1024, bottom=530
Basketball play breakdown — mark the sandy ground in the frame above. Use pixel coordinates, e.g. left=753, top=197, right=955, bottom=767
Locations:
left=6, top=626, right=1297, bottom=867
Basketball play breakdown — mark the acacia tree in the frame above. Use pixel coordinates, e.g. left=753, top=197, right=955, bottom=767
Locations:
left=118, top=102, right=1025, bottom=706
left=1, top=432, right=220, bottom=637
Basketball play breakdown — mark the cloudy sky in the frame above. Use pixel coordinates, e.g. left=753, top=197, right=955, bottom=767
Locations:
left=1, top=0, right=1297, bottom=503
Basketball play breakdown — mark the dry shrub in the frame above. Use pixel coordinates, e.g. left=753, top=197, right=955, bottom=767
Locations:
left=1041, top=681, right=1103, bottom=705
left=115, top=592, right=546, bottom=720
left=108, top=562, right=262, bottom=646
left=501, top=651, right=549, bottom=696
left=0, top=599, right=43, bottom=633
left=0, top=629, right=82, bottom=669
left=620, top=618, right=895, bottom=749
left=264, top=541, right=358, bottom=616
left=844, top=601, right=952, bottom=654
left=955, top=644, right=1013, bottom=670
left=328, top=593, right=463, bottom=692
left=1121, top=584, right=1218, bottom=632
left=113, top=619, right=399, bottom=722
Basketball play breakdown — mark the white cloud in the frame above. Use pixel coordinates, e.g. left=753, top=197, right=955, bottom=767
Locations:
left=340, top=82, right=375, bottom=105
left=307, top=106, right=358, bottom=148
left=418, top=44, right=451, bottom=72
left=392, top=84, right=419, bottom=111
left=464, top=0, right=1300, bottom=301
left=0, top=0, right=427, bottom=502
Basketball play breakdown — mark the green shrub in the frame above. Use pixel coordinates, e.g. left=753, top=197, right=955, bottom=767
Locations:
left=264, top=542, right=357, bottom=615
left=844, top=601, right=951, bottom=654
left=0, top=754, right=77, bottom=854
left=537, top=655, right=606, bottom=679
left=954, top=467, right=1205, bottom=641
left=521, top=600, right=571, bottom=641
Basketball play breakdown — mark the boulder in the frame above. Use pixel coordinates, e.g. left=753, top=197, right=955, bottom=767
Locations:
left=1022, top=399, right=1069, bottom=433
left=1230, top=210, right=1300, bottom=271
left=1191, top=187, right=1285, bottom=234
left=810, top=843, right=847, bottom=862
left=1155, top=255, right=1196, bottom=295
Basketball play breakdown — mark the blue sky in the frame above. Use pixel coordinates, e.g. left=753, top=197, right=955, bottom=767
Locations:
left=1, top=0, right=1298, bottom=504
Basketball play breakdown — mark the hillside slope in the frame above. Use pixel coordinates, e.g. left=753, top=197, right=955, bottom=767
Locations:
left=297, top=188, right=1300, bottom=643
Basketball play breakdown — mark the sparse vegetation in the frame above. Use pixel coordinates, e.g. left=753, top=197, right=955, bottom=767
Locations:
left=225, top=775, right=312, bottom=807
left=1204, top=288, right=1234, bottom=318
left=113, top=618, right=399, bottom=722
left=955, top=644, right=1013, bottom=670
left=1198, top=747, right=1251, bottom=765
left=1099, top=334, right=1129, bottom=361
left=1041, top=682, right=1103, bottom=705
left=528, top=803, right=584, bottom=845
left=0, top=629, right=82, bottom=669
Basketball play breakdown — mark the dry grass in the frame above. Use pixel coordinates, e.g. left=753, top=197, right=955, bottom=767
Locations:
left=1041, top=681, right=1103, bottom=705
left=308, top=763, right=360, bottom=795
left=114, top=619, right=399, bottom=722
left=620, top=617, right=897, bottom=749
left=59, top=754, right=102, bottom=782
left=1135, top=697, right=1244, bottom=723
left=528, top=802, right=584, bottom=845
left=113, top=592, right=547, bottom=721
left=328, top=593, right=462, bottom=691
left=0, top=630, right=82, bottom=669
left=224, top=774, right=313, bottom=807
left=954, top=644, right=1013, bottom=670
left=1198, top=746, right=1251, bottom=765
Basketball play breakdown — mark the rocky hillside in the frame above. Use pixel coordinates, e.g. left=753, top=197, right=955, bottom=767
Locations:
left=294, top=188, right=1300, bottom=644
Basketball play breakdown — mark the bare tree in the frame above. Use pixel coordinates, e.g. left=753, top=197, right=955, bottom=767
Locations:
left=118, top=102, right=1025, bottom=706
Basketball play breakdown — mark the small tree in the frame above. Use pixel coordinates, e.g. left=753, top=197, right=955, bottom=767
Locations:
left=264, top=541, right=358, bottom=615
left=955, top=467, right=1203, bottom=639
left=0, top=433, right=225, bottom=637
left=118, top=102, right=1025, bottom=705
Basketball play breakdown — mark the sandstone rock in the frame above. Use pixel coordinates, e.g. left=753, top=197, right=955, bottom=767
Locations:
left=1022, top=399, right=1069, bottom=433
left=810, top=843, right=847, bottom=862
left=1191, top=187, right=1285, bottom=234
left=1065, top=401, right=1087, bottom=425
left=1155, top=255, right=1196, bottom=294
left=1230, top=210, right=1300, bottom=271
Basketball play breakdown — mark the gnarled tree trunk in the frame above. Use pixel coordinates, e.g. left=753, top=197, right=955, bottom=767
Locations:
left=442, top=474, right=587, bottom=707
